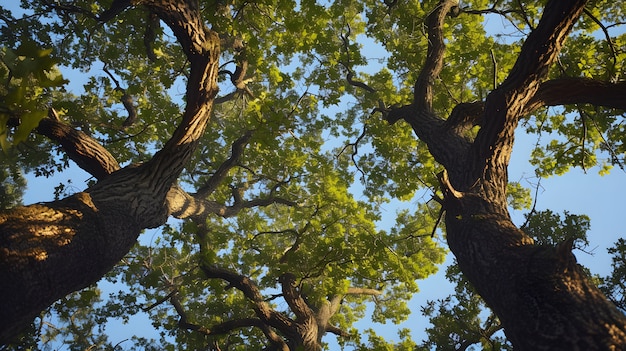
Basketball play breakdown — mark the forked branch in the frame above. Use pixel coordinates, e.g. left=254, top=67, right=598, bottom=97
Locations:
left=473, top=0, right=588, bottom=175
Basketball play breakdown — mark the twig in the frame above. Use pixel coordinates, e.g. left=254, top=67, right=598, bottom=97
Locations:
left=339, top=23, right=376, bottom=94
left=583, top=8, right=619, bottom=81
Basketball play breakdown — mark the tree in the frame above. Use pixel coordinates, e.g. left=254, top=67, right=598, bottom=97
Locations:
left=417, top=209, right=595, bottom=350
left=1, top=0, right=625, bottom=350
left=1, top=0, right=445, bottom=348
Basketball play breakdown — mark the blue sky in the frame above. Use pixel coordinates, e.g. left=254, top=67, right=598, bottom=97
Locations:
left=20, top=92, right=626, bottom=348
left=11, top=0, right=626, bottom=348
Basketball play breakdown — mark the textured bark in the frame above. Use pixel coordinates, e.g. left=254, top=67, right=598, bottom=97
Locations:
left=36, top=113, right=121, bottom=180
left=395, top=0, right=626, bottom=349
left=0, top=194, right=142, bottom=341
left=0, top=0, right=220, bottom=342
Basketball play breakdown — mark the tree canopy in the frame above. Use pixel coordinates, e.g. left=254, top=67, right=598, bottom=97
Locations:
left=0, top=0, right=625, bottom=349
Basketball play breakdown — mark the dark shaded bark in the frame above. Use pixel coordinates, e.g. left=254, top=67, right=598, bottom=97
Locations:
left=392, top=0, right=626, bottom=349
left=0, top=0, right=220, bottom=342
left=0, top=193, right=141, bottom=342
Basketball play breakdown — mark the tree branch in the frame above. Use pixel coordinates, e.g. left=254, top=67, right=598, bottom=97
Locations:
left=346, top=287, right=383, bottom=296
left=36, top=110, right=121, bottom=180
left=583, top=8, right=619, bottom=81
left=171, top=290, right=287, bottom=349
left=413, top=0, right=459, bottom=111
left=199, top=265, right=296, bottom=334
left=167, top=184, right=298, bottom=219
left=325, top=324, right=350, bottom=337
left=472, top=0, right=588, bottom=183
left=526, top=78, right=626, bottom=113
left=196, top=130, right=253, bottom=198
left=98, top=0, right=132, bottom=22
left=279, top=273, right=314, bottom=324
left=385, top=0, right=474, bottom=171
left=340, top=23, right=376, bottom=94
left=117, top=0, right=221, bottom=200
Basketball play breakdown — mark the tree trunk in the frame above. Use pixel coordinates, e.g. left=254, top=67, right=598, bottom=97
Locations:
left=390, top=0, right=626, bottom=349
left=0, top=0, right=220, bottom=342
left=440, top=171, right=626, bottom=349
left=0, top=193, right=142, bottom=341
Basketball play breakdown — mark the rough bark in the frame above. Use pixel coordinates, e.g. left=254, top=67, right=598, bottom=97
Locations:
left=0, top=0, right=220, bottom=342
left=393, top=0, right=626, bottom=349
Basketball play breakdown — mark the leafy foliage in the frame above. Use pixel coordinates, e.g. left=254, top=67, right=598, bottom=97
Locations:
left=0, top=40, right=67, bottom=150
left=601, top=239, right=626, bottom=312
left=1, top=0, right=625, bottom=349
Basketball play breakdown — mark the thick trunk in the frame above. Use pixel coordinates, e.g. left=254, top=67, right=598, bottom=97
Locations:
left=279, top=273, right=322, bottom=351
left=0, top=192, right=141, bottom=342
left=396, top=0, right=626, bottom=348
left=0, top=0, right=220, bottom=342
left=441, top=1, right=626, bottom=346
left=440, top=174, right=626, bottom=349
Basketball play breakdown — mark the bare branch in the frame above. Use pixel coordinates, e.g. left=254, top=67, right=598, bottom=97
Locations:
left=413, top=0, right=459, bottom=111
left=340, top=23, right=376, bottom=94
left=103, top=64, right=138, bottom=128
left=36, top=110, right=121, bottom=179
left=526, top=78, right=626, bottom=114
left=196, top=130, right=253, bottom=198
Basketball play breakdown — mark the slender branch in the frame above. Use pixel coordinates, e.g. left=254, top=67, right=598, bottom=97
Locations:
left=337, top=122, right=368, bottom=181
left=196, top=130, right=254, bottom=198
left=340, top=23, right=376, bottom=94
left=583, top=8, right=619, bottom=81
left=103, top=64, right=138, bottom=127
left=41, top=0, right=100, bottom=20
left=143, top=289, right=177, bottom=312
left=461, top=7, right=520, bottom=17
left=515, top=0, right=534, bottom=30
